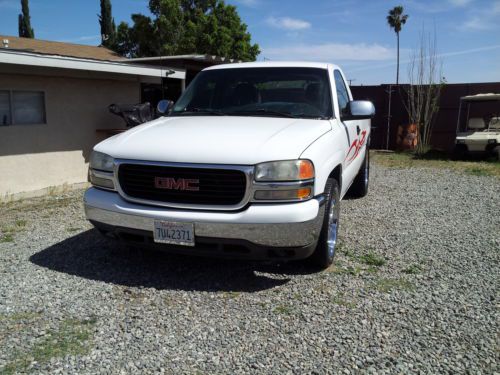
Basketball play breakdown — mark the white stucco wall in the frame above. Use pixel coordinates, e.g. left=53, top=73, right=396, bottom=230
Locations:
left=0, top=70, right=140, bottom=198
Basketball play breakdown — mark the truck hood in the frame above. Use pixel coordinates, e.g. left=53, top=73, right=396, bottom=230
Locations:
left=95, top=116, right=332, bottom=165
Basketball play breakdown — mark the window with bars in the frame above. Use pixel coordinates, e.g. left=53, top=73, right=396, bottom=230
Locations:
left=0, top=90, right=46, bottom=126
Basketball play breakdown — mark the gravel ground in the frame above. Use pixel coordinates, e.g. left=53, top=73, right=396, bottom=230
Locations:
left=0, top=163, right=498, bottom=374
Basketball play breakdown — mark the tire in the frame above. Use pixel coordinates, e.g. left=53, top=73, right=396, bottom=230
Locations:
left=493, top=146, right=500, bottom=161
left=452, top=145, right=468, bottom=160
left=310, top=178, right=340, bottom=269
left=347, top=146, right=369, bottom=198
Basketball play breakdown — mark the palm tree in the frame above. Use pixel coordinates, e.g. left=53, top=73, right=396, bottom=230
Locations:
left=387, top=6, right=408, bottom=85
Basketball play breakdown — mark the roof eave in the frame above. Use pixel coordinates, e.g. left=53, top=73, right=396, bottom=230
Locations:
left=0, top=50, right=186, bottom=79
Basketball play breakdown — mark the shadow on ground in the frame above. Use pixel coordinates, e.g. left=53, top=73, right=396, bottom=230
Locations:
left=29, top=229, right=317, bottom=293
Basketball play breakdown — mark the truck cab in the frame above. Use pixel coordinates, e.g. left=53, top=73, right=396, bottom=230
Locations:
left=84, top=62, right=375, bottom=269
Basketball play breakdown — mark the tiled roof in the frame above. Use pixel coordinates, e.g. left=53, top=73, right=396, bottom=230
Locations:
left=0, top=35, right=122, bottom=61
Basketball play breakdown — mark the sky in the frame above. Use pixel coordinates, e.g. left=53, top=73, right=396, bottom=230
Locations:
left=0, top=0, right=499, bottom=85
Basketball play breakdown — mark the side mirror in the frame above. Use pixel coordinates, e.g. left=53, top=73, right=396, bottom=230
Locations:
left=157, top=99, right=174, bottom=115
left=342, top=100, right=375, bottom=121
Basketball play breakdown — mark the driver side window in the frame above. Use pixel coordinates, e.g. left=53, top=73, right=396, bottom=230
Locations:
left=334, top=70, right=350, bottom=117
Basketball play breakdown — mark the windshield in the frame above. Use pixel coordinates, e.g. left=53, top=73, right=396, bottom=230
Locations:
left=171, top=67, right=333, bottom=120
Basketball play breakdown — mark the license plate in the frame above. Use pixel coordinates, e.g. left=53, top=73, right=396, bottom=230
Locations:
left=153, top=221, right=195, bottom=247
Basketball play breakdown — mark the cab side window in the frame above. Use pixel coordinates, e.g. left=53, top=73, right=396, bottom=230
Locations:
left=334, top=70, right=350, bottom=117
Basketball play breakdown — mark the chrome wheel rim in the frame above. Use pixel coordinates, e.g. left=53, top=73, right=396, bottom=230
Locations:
left=327, top=198, right=338, bottom=258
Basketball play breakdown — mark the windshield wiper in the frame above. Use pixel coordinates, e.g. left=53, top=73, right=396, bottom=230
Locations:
left=228, top=109, right=297, bottom=118
left=178, top=108, right=227, bottom=116
left=294, top=113, right=330, bottom=120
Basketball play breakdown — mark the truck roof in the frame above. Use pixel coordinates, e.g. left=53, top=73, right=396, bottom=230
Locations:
left=204, top=61, right=339, bottom=71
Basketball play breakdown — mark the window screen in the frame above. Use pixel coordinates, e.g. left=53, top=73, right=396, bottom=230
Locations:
left=13, top=91, right=46, bottom=125
left=0, top=91, right=10, bottom=126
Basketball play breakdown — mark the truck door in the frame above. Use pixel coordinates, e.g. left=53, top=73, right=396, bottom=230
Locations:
left=333, top=69, right=367, bottom=175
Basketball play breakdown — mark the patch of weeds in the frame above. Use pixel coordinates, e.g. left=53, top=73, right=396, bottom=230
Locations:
left=358, top=252, right=386, bottom=267
left=0, top=219, right=28, bottom=243
left=273, top=305, right=293, bottom=315
left=3, top=196, right=74, bottom=216
left=14, top=220, right=26, bottom=228
left=292, top=293, right=302, bottom=300
left=0, top=233, right=14, bottom=243
left=375, top=278, right=414, bottom=293
left=328, top=265, right=362, bottom=276
left=66, top=227, right=81, bottom=233
left=331, top=293, right=356, bottom=308
left=465, top=167, right=490, bottom=177
left=371, top=151, right=500, bottom=177
left=0, top=318, right=95, bottom=375
left=223, top=291, right=240, bottom=299
left=326, top=260, right=344, bottom=273
left=121, top=288, right=146, bottom=302
left=341, top=246, right=355, bottom=258
left=346, top=266, right=362, bottom=276
left=0, top=312, right=41, bottom=321
left=402, top=264, right=422, bottom=274
left=335, top=241, right=344, bottom=253
left=366, top=266, right=379, bottom=274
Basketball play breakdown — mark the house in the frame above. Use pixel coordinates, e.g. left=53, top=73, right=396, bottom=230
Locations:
left=0, top=36, right=186, bottom=199
left=126, top=55, right=239, bottom=103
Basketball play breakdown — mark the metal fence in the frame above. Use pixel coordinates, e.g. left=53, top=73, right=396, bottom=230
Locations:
left=351, top=82, right=500, bottom=151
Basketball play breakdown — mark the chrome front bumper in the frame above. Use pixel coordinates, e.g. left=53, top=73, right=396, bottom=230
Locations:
left=84, top=188, right=325, bottom=249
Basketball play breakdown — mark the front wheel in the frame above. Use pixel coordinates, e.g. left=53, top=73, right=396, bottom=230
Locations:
left=309, top=178, right=340, bottom=269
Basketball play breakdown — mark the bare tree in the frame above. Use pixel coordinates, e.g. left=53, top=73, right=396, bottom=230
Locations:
left=404, top=28, right=444, bottom=156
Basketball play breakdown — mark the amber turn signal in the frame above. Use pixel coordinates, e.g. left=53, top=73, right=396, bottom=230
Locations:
left=298, top=160, right=315, bottom=180
left=296, top=187, right=312, bottom=199
left=254, top=187, right=312, bottom=201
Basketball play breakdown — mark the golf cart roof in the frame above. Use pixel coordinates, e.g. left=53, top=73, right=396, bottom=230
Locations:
left=460, top=93, right=500, bottom=102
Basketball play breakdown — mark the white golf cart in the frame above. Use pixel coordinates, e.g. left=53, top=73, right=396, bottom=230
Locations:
left=454, top=93, right=500, bottom=160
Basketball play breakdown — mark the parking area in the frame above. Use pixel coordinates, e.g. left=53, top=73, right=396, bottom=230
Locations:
left=0, top=156, right=498, bottom=374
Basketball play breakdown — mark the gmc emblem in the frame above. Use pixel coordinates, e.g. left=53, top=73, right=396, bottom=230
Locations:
left=154, top=177, right=200, bottom=191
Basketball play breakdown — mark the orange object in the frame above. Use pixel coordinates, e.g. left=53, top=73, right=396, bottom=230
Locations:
left=296, top=188, right=312, bottom=199
left=396, top=124, right=418, bottom=150
left=298, top=160, right=315, bottom=179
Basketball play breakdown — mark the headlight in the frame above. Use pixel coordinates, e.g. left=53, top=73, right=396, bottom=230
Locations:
left=255, top=160, right=314, bottom=181
left=90, top=151, right=114, bottom=172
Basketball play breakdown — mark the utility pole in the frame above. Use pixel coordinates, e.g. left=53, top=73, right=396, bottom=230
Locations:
left=385, top=84, right=394, bottom=150
left=348, top=79, right=356, bottom=86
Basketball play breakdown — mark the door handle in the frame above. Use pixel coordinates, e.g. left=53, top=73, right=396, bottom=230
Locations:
left=356, top=125, right=361, bottom=135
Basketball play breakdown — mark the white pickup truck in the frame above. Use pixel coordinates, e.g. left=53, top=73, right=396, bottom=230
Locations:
left=84, top=62, right=375, bottom=268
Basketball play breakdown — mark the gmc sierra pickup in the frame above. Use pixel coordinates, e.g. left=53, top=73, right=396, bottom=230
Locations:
left=84, top=62, right=375, bottom=268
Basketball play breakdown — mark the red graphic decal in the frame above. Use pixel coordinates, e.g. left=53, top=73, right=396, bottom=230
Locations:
left=346, top=130, right=367, bottom=162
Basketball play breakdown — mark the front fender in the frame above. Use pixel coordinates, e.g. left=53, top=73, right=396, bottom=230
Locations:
left=300, top=130, right=346, bottom=198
